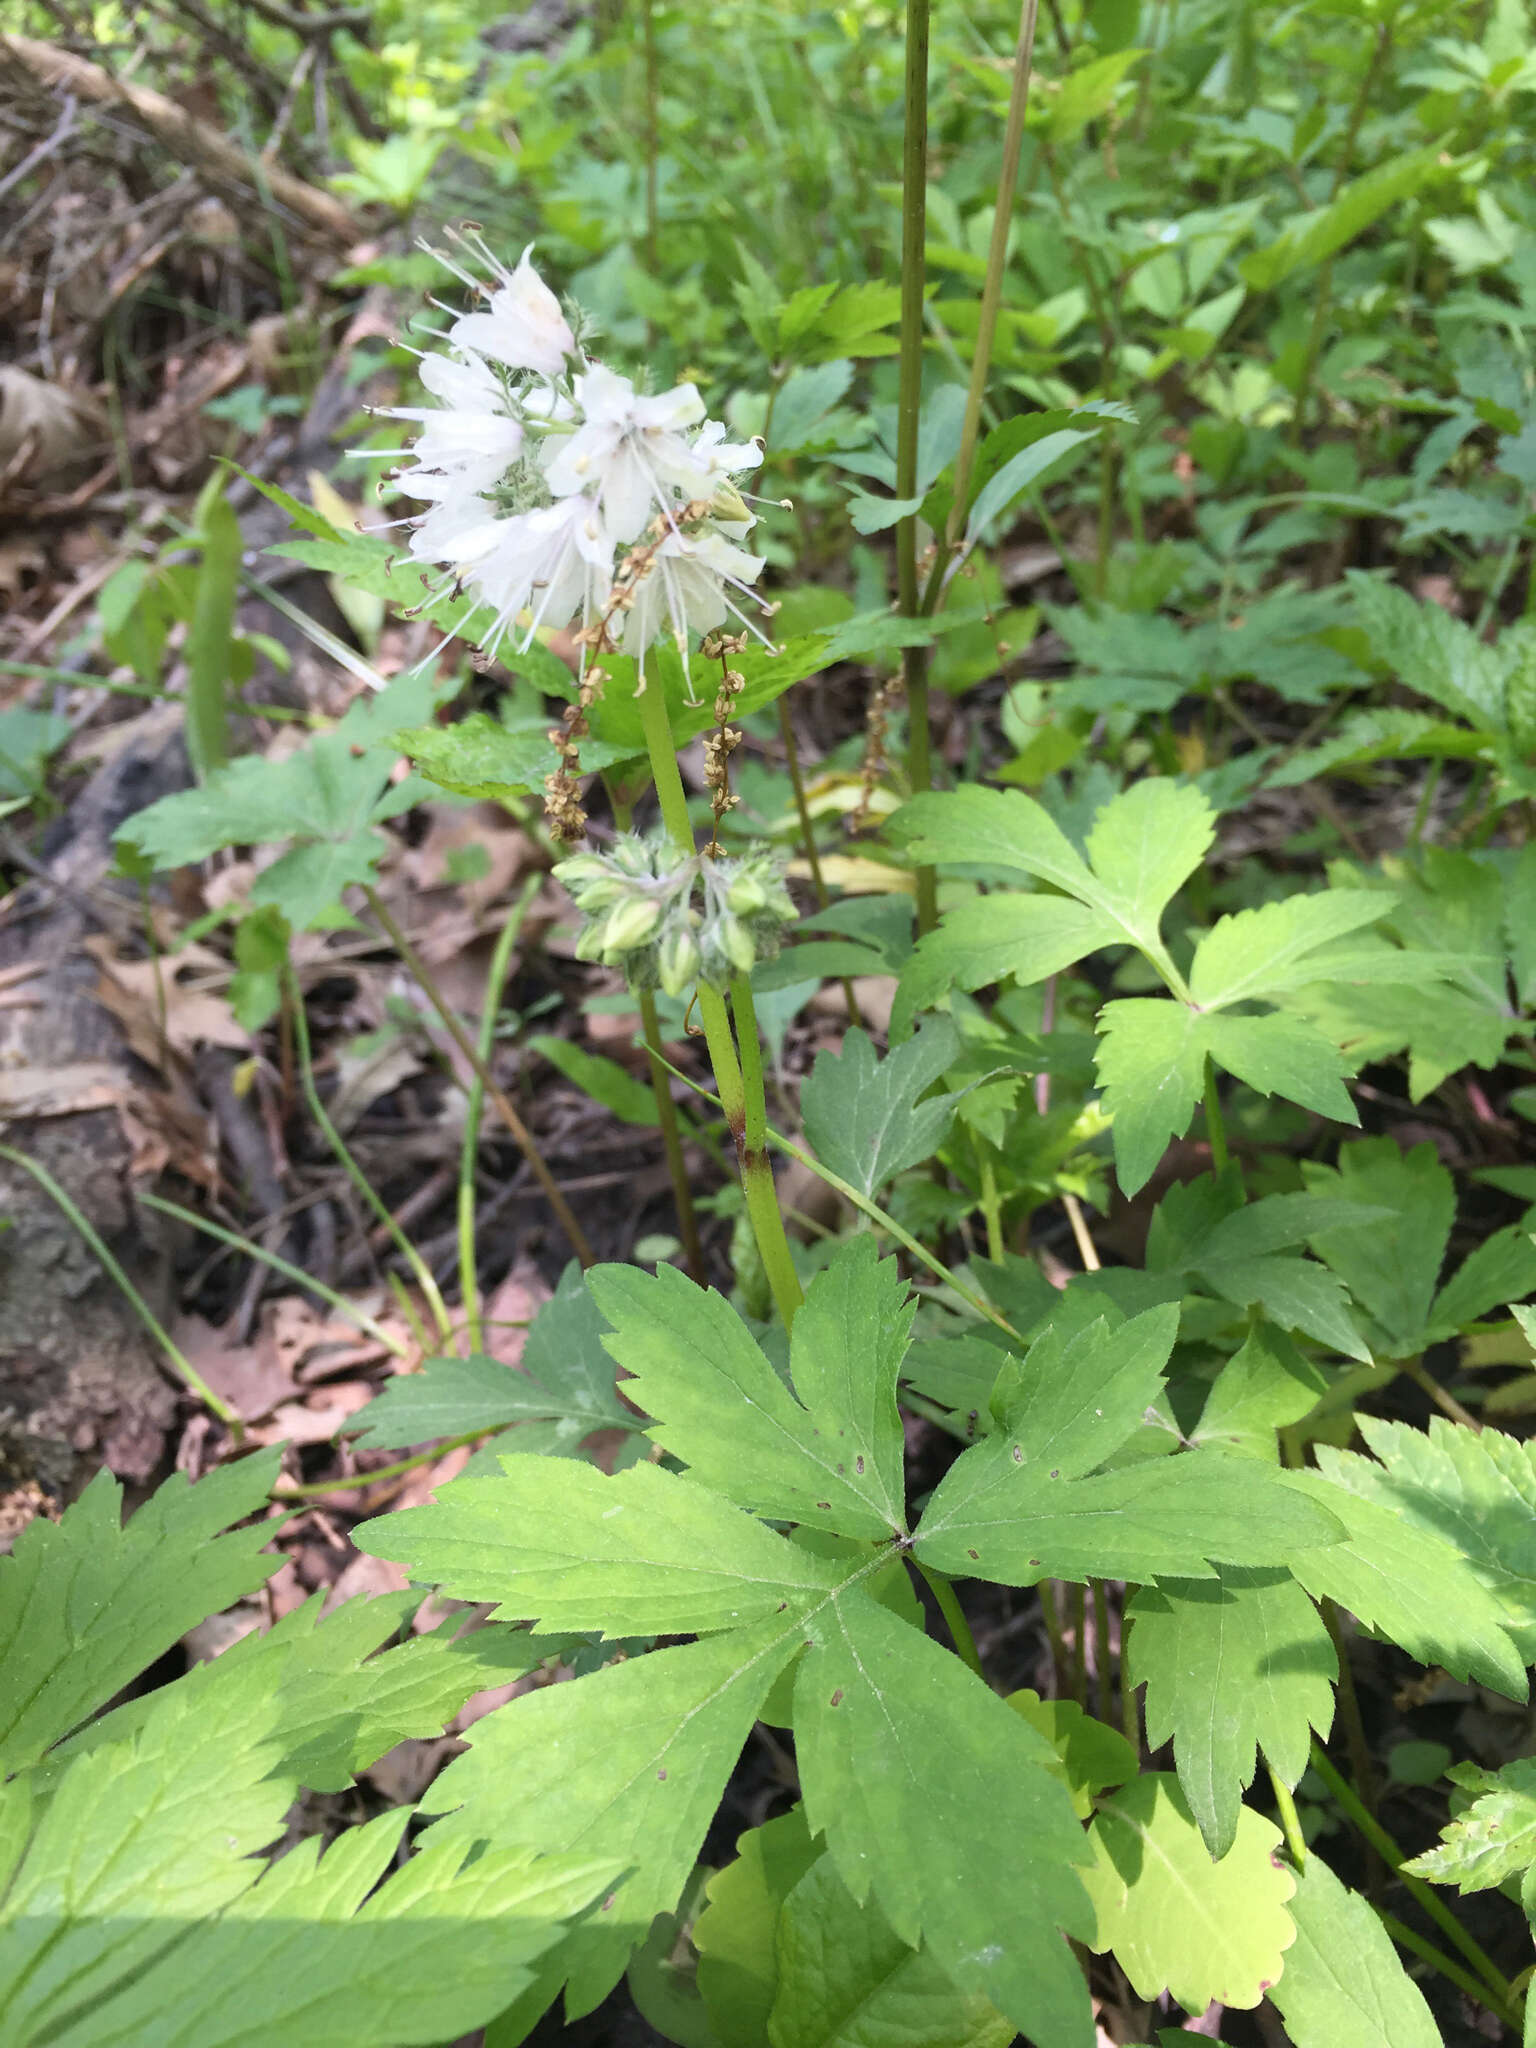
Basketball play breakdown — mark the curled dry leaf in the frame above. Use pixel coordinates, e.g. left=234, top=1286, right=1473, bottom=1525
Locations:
left=0, top=364, right=100, bottom=482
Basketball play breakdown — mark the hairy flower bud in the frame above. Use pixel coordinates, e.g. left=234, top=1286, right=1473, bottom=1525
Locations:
left=657, top=924, right=701, bottom=997
left=601, top=895, right=663, bottom=955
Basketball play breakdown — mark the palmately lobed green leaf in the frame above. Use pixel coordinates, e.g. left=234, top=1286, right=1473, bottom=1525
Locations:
left=356, top=1454, right=844, bottom=1637
left=696, top=1808, right=823, bottom=2048
left=1082, top=777, right=1214, bottom=948
left=590, top=1245, right=912, bottom=1540
left=1083, top=1773, right=1296, bottom=2012
left=1094, top=999, right=1210, bottom=1197
left=0, top=1452, right=282, bottom=1775
left=987, top=1303, right=1179, bottom=1478
left=800, top=1020, right=963, bottom=1200
left=1128, top=1566, right=1337, bottom=1858
left=794, top=1590, right=1096, bottom=2048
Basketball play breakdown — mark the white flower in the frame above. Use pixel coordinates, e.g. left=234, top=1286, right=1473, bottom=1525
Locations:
left=620, top=524, right=766, bottom=658
left=446, top=244, right=576, bottom=380
left=473, top=493, right=613, bottom=652
left=543, top=363, right=714, bottom=543
left=391, top=353, right=524, bottom=503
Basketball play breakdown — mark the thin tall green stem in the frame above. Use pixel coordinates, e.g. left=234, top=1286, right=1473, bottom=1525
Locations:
left=639, top=985, right=706, bottom=1284
left=732, top=973, right=804, bottom=1330
left=897, top=0, right=937, bottom=938
left=458, top=881, right=536, bottom=1352
left=363, top=887, right=594, bottom=1268
left=1268, top=1766, right=1307, bottom=1870
left=288, top=965, right=454, bottom=1343
left=0, top=1143, right=241, bottom=1434
left=915, top=1561, right=985, bottom=1680
left=271, top=1422, right=511, bottom=1505
left=635, top=675, right=802, bottom=1323
left=943, top=0, right=1041, bottom=558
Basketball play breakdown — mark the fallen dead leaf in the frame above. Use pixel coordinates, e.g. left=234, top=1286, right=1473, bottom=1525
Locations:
left=86, top=934, right=250, bottom=1062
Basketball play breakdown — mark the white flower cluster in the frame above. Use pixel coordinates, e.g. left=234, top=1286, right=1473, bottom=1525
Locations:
left=555, top=836, right=797, bottom=995
left=373, top=239, right=768, bottom=680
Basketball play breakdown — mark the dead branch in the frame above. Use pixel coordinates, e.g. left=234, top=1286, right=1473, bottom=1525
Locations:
left=0, top=33, right=361, bottom=243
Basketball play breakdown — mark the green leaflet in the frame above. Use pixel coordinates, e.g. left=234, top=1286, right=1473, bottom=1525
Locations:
left=1188, top=890, right=1392, bottom=1008
left=1187, top=1323, right=1328, bottom=1460
left=1082, top=1775, right=1296, bottom=2012
left=1127, top=1566, right=1337, bottom=1858
left=349, top=1259, right=639, bottom=1452
left=1304, top=1137, right=1536, bottom=1356
left=1310, top=1415, right=1536, bottom=1663
left=1006, top=1691, right=1138, bottom=1818
left=0, top=1452, right=282, bottom=1774
left=1240, top=151, right=1442, bottom=291
left=986, top=1303, right=1180, bottom=1475
left=44, top=1590, right=538, bottom=1798
left=769, top=1854, right=1015, bottom=2048
left=357, top=1455, right=845, bottom=1636
left=794, top=1590, right=1096, bottom=2048
left=1268, top=1852, right=1444, bottom=2048
left=914, top=1445, right=1344, bottom=1586
left=420, top=1618, right=806, bottom=2017
left=1285, top=1466, right=1528, bottom=1697
left=800, top=1019, right=964, bottom=1200
left=591, top=1238, right=912, bottom=1539
left=1404, top=1757, right=1536, bottom=1895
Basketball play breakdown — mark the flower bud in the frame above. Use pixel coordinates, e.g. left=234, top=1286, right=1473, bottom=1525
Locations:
left=726, top=873, right=769, bottom=915
left=657, top=924, right=700, bottom=997
left=601, top=894, right=662, bottom=955
left=716, top=912, right=756, bottom=974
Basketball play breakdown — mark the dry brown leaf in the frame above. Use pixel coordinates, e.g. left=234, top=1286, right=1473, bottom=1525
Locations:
left=0, top=365, right=100, bottom=481
left=0, top=1060, right=123, bottom=1118
left=86, top=934, right=249, bottom=1062
left=328, top=1033, right=425, bottom=1134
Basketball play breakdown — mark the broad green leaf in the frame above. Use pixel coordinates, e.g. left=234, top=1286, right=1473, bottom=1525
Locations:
left=117, top=733, right=393, bottom=870
left=801, top=1019, right=963, bottom=1199
left=1240, top=152, right=1441, bottom=291
left=1346, top=570, right=1509, bottom=733
left=897, top=895, right=1119, bottom=1020
left=247, top=830, right=384, bottom=929
left=1285, top=1468, right=1527, bottom=1697
left=349, top=1263, right=635, bottom=1451
left=1199, top=1253, right=1371, bottom=1363
left=1094, top=999, right=1209, bottom=1196
left=358, top=1455, right=841, bottom=1636
left=785, top=1235, right=912, bottom=1535
left=696, top=1810, right=823, bottom=2048
left=1201, top=1012, right=1358, bottom=1126
left=1268, top=1851, right=1444, bottom=2048
left=1315, top=1416, right=1536, bottom=1660
left=915, top=1446, right=1343, bottom=1586
left=591, top=1246, right=911, bottom=1540
left=988, top=1304, right=1179, bottom=1479
left=1128, top=1567, right=1337, bottom=1858
left=795, top=1590, right=1095, bottom=2048
left=1428, top=1225, right=1536, bottom=1340
left=423, top=1618, right=805, bottom=2015
left=769, top=361, right=856, bottom=455
left=1303, top=1138, right=1454, bottom=1357
left=1190, top=891, right=1391, bottom=1009
left=965, top=429, right=1098, bottom=540
left=1006, top=1690, right=1139, bottom=1818
left=0, top=1453, right=281, bottom=1774
left=1083, top=778, right=1214, bottom=951
left=1189, top=1324, right=1327, bottom=1459
left=1082, top=1774, right=1295, bottom=2011
left=1405, top=1757, right=1536, bottom=1893
left=769, top=1854, right=1015, bottom=2048
left=892, top=787, right=1097, bottom=898
left=397, top=712, right=635, bottom=801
